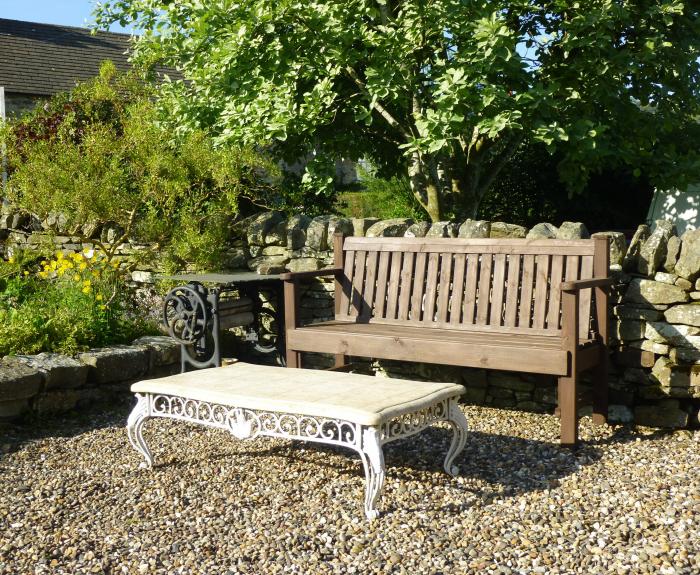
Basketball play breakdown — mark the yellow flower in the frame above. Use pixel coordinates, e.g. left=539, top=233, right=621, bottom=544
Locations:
left=99, top=304, right=107, bottom=311
left=111, top=262, right=119, bottom=269
left=38, top=271, right=48, bottom=279
left=73, top=253, right=83, bottom=262
left=56, top=251, right=63, bottom=260
left=82, top=286, right=91, bottom=294
left=83, top=279, right=91, bottom=287
left=73, top=274, right=81, bottom=282
left=8, top=257, right=14, bottom=264
left=79, top=262, right=87, bottom=270
left=50, top=261, right=58, bottom=270
left=95, top=294, right=103, bottom=301
left=23, top=271, right=29, bottom=276
left=57, top=269, right=65, bottom=277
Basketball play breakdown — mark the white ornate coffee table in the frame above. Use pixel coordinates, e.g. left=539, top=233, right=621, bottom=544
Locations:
left=127, top=363, right=468, bottom=520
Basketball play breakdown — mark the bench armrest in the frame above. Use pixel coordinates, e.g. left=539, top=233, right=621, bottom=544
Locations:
left=561, top=277, right=613, bottom=292
left=280, top=267, right=343, bottom=282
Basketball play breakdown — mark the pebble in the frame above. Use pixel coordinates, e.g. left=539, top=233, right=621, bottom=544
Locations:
left=0, top=401, right=698, bottom=574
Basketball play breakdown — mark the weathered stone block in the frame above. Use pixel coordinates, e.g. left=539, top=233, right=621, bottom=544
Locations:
left=219, top=248, right=248, bottom=270
left=614, top=319, right=646, bottom=342
left=556, top=221, right=590, bottom=240
left=675, top=228, right=700, bottom=281
left=526, top=222, right=558, bottom=239
left=675, top=277, right=693, bottom=290
left=654, top=272, right=678, bottom=285
left=670, top=347, right=700, bottom=364
left=247, top=255, right=290, bottom=273
left=613, top=305, right=664, bottom=322
left=664, top=303, right=700, bottom=327
left=0, top=399, right=30, bottom=420
left=132, top=336, right=180, bottom=367
left=33, top=390, right=82, bottom=415
left=13, top=353, right=88, bottom=390
left=622, top=224, right=650, bottom=272
left=624, top=278, right=689, bottom=305
left=287, top=215, right=312, bottom=249
left=664, top=235, right=682, bottom=273
left=458, top=219, right=491, bottom=239
left=265, top=219, right=288, bottom=246
left=490, top=222, right=527, bottom=238
left=645, top=321, right=700, bottom=345
left=286, top=258, right=323, bottom=273
left=78, top=346, right=149, bottom=385
left=305, top=216, right=331, bottom=251
left=261, top=246, right=291, bottom=257
left=488, top=373, right=535, bottom=392
left=638, top=220, right=674, bottom=276
left=592, top=231, right=626, bottom=266
left=246, top=212, right=285, bottom=246
left=352, top=218, right=379, bottom=237
left=635, top=400, right=688, bottom=428
left=0, top=359, right=43, bottom=401
left=366, top=218, right=414, bottom=238
left=462, top=387, right=487, bottom=404
left=404, top=221, right=430, bottom=238
left=426, top=221, right=458, bottom=238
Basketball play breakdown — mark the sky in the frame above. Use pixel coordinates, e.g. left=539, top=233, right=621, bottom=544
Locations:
left=0, top=0, right=134, bottom=33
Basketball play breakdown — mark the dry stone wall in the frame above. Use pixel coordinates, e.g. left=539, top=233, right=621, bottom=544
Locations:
left=0, top=337, right=179, bottom=422
left=2, top=208, right=700, bottom=429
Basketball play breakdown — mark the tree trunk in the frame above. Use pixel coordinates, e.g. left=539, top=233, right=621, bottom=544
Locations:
left=408, top=151, right=442, bottom=222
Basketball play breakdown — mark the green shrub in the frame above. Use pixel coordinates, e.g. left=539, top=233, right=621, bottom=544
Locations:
left=2, top=62, right=277, bottom=271
left=0, top=250, right=158, bottom=356
left=337, top=167, right=428, bottom=221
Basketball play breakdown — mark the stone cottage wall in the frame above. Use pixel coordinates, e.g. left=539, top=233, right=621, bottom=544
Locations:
left=2, top=208, right=699, bottom=429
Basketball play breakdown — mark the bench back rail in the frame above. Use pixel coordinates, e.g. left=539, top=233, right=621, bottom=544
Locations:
left=336, top=237, right=608, bottom=340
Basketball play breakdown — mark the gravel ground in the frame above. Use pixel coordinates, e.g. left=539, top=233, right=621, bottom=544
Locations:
left=1, top=400, right=698, bottom=575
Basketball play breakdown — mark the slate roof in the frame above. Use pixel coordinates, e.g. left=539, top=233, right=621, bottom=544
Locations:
left=0, top=18, right=163, bottom=96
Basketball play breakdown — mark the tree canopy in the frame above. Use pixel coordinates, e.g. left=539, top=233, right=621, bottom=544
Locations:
left=96, top=1, right=700, bottom=221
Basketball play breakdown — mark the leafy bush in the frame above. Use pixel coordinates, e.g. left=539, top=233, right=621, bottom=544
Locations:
left=2, top=62, right=278, bottom=271
left=0, top=250, right=157, bottom=356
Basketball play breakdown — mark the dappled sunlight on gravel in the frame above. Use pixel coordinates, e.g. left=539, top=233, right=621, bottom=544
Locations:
left=1, top=403, right=698, bottom=574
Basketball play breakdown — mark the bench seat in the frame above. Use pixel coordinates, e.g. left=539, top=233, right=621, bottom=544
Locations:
left=287, top=320, right=598, bottom=375
left=127, top=362, right=468, bottom=520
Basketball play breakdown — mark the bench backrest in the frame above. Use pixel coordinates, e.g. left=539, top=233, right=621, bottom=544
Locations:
left=335, top=236, right=609, bottom=339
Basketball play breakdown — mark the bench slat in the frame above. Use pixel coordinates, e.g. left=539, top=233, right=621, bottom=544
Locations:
left=398, top=251, right=415, bottom=320
left=361, top=251, right=379, bottom=320
left=385, top=252, right=403, bottom=320
left=423, top=252, right=440, bottom=323
left=503, top=254, right=521, bottom=327
left=518, top=254, right=535, bottom=328
left=533, top=254, right=551, bottom=329
left=463, top=253, right=479, bottom=324
left=490, top=253, right=507, bottom=327
left=547, top=255, right=565, bottom=330
left=450, top=253, right=467, bottom=324
left=373, top=251, right=391, bottom=319
left=437, top=253, right=453, bottom=323
left=340, top=249, right=356, bottom=317
left=410, top=252, right=428, bottom=321
left=476, top=254, right=493, bottom=325
left=351, top=251, right=368, bottom=318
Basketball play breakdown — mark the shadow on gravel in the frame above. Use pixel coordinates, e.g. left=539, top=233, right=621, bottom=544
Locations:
left=0, top=396, right=134, bottom=458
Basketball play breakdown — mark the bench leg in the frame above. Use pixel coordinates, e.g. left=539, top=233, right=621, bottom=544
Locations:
left=359, top=427, right=385, bottom=520
left=443, top=401, right=468, bottom=476
left=592, top=346, right=609, bottom=426
left=126, top=394, right=154, bottom=468
left=558, top=375, right=578, bottom=448
left=286, top=349, right=301, bottom=368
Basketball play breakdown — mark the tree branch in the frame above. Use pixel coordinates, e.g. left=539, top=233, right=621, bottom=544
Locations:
left=344, top=66, right=412, bottom=142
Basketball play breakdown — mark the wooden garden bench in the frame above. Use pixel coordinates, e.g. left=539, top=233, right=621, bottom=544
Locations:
left=282, top=234, right=612, bottom=447
left=127, top=362, right=467, bottom=520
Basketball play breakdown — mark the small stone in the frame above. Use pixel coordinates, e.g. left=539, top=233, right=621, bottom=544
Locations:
left=635, top=400, right=688, bottom=428
left=351, top=218, right=379, bottom=237
left=556, top=221, right=590, bottom=240
left=654, top=272, right=678, bottom=285
left=425, top=221, right=458, bottom=238
left=526, top=222, right=558, bottom=239
left=246, top=212, right=285, bottom=246
left=638, top=220, right=674, bottom=277
left=664, top=303, right=700, bottom=327
left=490, top=222, right=527, bottom=238
left=287, top=215, right=312, bottom=249
left=675, top=228, right=700, bottom=281
left=404, top=222, right=430, bottom=238
left=366, top=218, right=414, bottom=237
left=624, top=279, right=689, bottom=305
left=77, top=346, right=149, bottom=385
left=286, top=258, right=323, bottom=273
left=0, top=359, right=43, bottom=401
left=614, top=319, right=646, bottom=342
left=12, top=353, right=88, bottom=390
left=675, top=277, right=693, bottom=290
left=458, top=219, right=491, bottom=239
left=622, top=224, right=650, bottom=272
left=664, top=235, right=682, bottom=272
